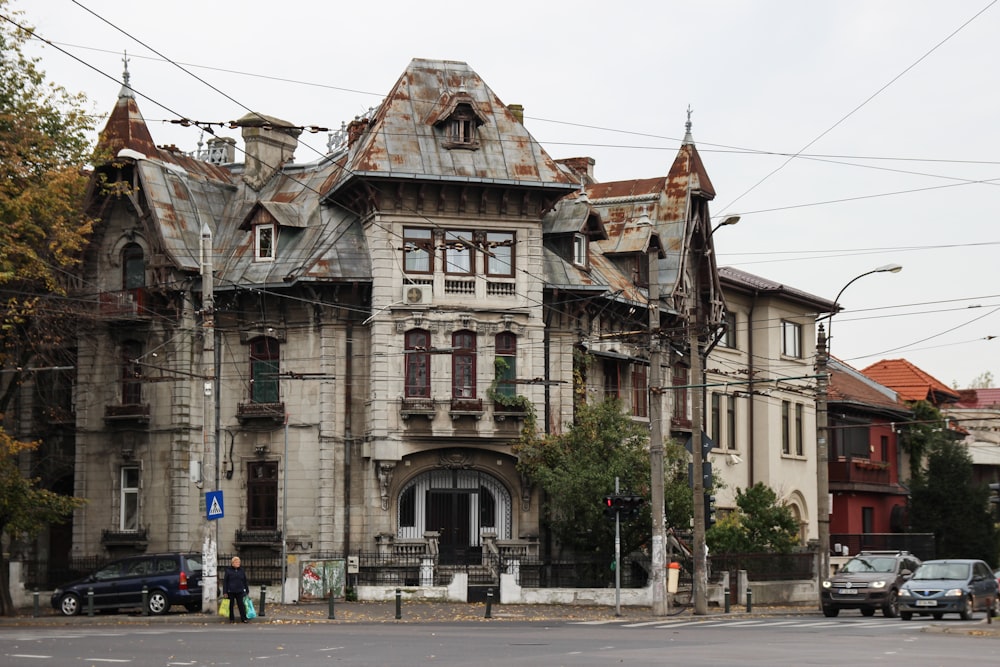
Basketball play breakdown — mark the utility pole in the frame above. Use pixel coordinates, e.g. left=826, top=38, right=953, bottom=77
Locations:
left=200, top=222, right=218, bottom=613
left=690, top=300, right=708, bottom=615
left=815, top=323, right=830, bottom=594
left=648, top=246, right=668, bottom=616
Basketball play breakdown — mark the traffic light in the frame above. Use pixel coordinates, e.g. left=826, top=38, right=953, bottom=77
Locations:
left=623, top=494, right=644, bottom=519
left=989, top=483, right=1000, bottom=518
left=704, top=493, right=717, bottom=529
left=603, top=495, right=617, bottom=520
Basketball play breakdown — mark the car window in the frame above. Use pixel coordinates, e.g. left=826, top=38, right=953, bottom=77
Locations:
left=914, top=562, right=971, bottom=580
left=94, top=562, right=124, bottom=581
left=155, top=558, right=179, bottom=574
left=125, top=559, right=152, bottom=576
left=840, top=556, right=895, bottom=574
left=184, top=555, right=203, bottom=572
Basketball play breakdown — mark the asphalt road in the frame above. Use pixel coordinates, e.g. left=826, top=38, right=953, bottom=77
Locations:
left=1, top=612, right=999, bottom=666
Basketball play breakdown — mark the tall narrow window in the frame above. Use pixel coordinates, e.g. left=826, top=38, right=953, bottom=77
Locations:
left=405, top=329, right=431, bottom=398
left=781, top=401, right=791, bottom=454
left=795, top=403, right=804, bottom=456
left=250, top=337, right=280, bottom=403
left=247, top=461, right=278, bottom=530
left=719, top=311, right=737, bottom=349
left=494, top=332, right=516, bottom=400
left=781, top=321, right=802, bottom=358
left=255, top=223, right=275, bottom=261
left=672, top=365, right=689, bottom=424
left=444, top=230, right=473, bottom=274
left=479, top=486, right=496, bottom=528
left=403, top=228, right=433, bottom=273
left=122, top=243, right=145, bottom=290
left=452, top=330, right=477, bottom=399
left=711, top=393, right=721, bottom=443
left=121, top=340, right=143, bottom=405
left=880, top=435, right=889, bottom=462
left=120, top=466, right=140, bottom=531
left=726, top=395, right=737, bottom=450
left=446, top=106, right=479, bottom=146
left=486, top=231, right=515, bottom=276
left=573, top=233, right=587, bottom=266
left=632, top=364, right=648, bottom=418
left=603, top=360, right=621, bottom=400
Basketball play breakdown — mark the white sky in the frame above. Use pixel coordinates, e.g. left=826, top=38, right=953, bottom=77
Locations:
left=15, top=0, right=1000, bottom=390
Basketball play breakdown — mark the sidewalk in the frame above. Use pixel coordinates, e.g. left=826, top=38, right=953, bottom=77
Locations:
left=0, top=600, right=814, bottom=626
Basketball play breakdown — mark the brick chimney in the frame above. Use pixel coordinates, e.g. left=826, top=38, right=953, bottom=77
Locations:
left=508, top=103, right=524, bottom=124
left=237, top=113, right=302, bottom=190
left=556, top=157, right=596, bottom=184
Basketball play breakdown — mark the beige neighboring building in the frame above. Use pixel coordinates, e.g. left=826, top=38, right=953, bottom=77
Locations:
left=707, top=268, right=835, bottom=545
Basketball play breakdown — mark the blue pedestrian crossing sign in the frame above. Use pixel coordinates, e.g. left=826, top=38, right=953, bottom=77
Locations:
left=206, top=491, right=224, bottom=521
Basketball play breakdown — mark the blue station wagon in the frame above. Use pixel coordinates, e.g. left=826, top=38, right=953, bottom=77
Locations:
left=51, top=552, right=203, bottom=616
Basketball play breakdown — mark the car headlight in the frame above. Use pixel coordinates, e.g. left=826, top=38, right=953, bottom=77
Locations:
left=899, top=588, right=912, bottom=597
left=822, top=580, right=832, bottom=589
left=944, top=588, right=964, bottom=597
left=870, top=580, right=887, bottom=589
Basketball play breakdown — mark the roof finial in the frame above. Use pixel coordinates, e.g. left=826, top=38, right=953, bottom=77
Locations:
left=683, top=104, right=693, bottom=144
left=119, top=50, right=135, bottom=99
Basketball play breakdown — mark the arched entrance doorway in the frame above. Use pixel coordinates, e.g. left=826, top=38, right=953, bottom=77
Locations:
left=396, top=468, right=512, bottom=565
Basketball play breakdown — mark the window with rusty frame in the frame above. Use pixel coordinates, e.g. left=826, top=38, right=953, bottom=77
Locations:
left=405, top=329, right=431, bottom=398
left=121, top=340, right=143, bottom=405
left=452, top=330, right=477, bottom=399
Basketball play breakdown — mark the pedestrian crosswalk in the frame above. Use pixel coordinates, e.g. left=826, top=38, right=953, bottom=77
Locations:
left=571, top=616, right=935, bottom=631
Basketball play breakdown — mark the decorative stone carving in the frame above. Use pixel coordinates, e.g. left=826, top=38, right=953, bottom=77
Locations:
left=438, top=450, right=472, bottom=469
left=519, top=471, right=533, bottom=512
left=377, top=461, right=396, bottom=511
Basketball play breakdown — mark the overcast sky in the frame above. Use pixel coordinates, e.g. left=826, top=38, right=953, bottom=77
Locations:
left=15, top=0, right=1000, bottom=390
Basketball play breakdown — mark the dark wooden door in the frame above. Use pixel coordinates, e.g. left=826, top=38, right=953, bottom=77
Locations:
left=427, top=490, right=470, bottom=565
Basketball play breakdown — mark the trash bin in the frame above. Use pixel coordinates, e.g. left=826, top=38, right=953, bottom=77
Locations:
left=667, top=562, right=681, bottom=593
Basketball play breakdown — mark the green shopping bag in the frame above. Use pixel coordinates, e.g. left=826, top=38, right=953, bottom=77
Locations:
left=244, top=596, right=257, bottom=620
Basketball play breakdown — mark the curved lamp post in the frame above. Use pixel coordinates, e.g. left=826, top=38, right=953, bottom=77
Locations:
left=816, top=262, right=902, bottom=596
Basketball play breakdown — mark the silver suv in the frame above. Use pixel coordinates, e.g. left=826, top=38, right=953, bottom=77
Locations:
left=821, top=550, right=921, bottom=618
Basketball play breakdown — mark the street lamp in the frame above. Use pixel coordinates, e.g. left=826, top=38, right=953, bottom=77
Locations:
left=690, top=213, right=739, bottom=615
left=815, top=263, right=902, bottom=595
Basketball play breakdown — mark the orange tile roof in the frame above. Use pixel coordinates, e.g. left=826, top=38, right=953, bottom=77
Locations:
left=861, top=359, right=960, bottom=405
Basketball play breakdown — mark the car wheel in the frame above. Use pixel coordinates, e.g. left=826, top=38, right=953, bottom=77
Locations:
left=883, top=590, right=899, bottom=618
left=861, top=608, right=876, bottom=617
left=822, top=607, right=840, bottom=618
left=58, top=593, right=82, bottom=617
left=991, top=596, right=1000, bottom=618
left=960, top=595, right=974, bottom=621
left=900, top=611, right=913, bottom=621
left=147, top=590, right=170, bottom=615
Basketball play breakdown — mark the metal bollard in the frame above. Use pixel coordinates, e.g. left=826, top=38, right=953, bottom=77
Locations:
left=259, top=585, right=266, bottom=618
left=87, top=587, right=95, bottom=617
left=395, top=588, right=402, bottom=620
left=328, top=591, right=335, bottom=620
left=724, top=586, right=730, bottom=614
left=33, top=589, right=40, bottom=618
left=485, top=589, right=493, bottom=619
left=746, top=586, right=753, bottom=613
left=142, top=586, right=149, bottom=616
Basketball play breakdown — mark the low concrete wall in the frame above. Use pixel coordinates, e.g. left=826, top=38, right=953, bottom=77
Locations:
left=357, top=572, right=468, bottom=603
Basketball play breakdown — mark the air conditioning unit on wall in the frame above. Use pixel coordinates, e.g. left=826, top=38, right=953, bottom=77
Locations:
left=403, top=284, right=432, bottom=305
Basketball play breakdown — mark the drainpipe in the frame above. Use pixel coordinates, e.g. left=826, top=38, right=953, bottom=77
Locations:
left=343, top=318, right=353, bottom=556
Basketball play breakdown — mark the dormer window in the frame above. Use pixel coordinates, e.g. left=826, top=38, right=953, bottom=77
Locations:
left=573, top=233, right=588, bottom=267
left=437, top=102, right=483, bottom=150
left=255, top=223, right=275, bottom=262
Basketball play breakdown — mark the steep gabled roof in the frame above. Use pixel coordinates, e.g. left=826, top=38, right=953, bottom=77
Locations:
left=861, top=358, right=961, bottom=406
left=338, top=58, right=576, bottom=189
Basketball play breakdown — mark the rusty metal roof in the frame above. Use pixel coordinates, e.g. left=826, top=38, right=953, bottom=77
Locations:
left=719, top=266, right=837, bottom=311
left=337, top=59, right=577, bottom=190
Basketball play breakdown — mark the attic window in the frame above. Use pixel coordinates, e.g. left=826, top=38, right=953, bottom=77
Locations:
left=442, top=104, right=480, bottom=150
left=573, top=233, right=588, bottom=267
left=255, top=223, right=276, bottom=262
